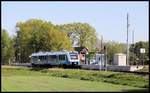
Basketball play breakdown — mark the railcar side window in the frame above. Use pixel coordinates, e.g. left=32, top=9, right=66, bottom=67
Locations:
left=59, top=55, right=65, bottom=61
left=32, top=56, right=37, bottom=60
left=48, top=55, right=57, bottom=61
left=51, top=55, right=56, bottom=59
left=39, top=56, right=42, bottom=60
left=39, top=56, right=47, bottom=60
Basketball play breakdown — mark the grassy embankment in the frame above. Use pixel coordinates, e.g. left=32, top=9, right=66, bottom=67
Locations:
left=32, top=67, right=149, bottom=88
left=2, top=66, right=149, bottom=92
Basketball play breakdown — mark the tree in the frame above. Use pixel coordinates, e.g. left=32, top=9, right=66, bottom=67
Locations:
left=1, top=29, right=15, bottom=65
left=57, top=22, right=98, bottom=51
left=15, top=19, right=72, bottom=63
left=130, top=41, right=149, bottom=65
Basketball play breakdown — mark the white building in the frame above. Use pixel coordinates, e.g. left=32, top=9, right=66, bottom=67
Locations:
left=113, top=53, right=126, bottom=66
left=96, top=54, right=105, bottom=65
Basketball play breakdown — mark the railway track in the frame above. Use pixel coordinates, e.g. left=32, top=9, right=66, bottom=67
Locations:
left=80, top=68, right=149, bottom=76
left=11, top=63, right=32, bottom=67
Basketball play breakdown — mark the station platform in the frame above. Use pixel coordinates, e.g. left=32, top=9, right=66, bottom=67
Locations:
left=80, top=64, right=144, bottom=71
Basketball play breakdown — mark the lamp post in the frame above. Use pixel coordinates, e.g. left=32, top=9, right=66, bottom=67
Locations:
left=126, top=13, right=130, bottom=66
left=104, top=46, right=107, bottom=71
left=99, top=35, right=103, bottom=71
left=18, top=46, right=20, bottom=63
left=131, top=29, right=134, bottom=65
left=16, top=26, right=20, bottom=63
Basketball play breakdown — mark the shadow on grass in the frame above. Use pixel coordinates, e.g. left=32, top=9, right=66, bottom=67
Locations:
left=122, top=88, right=149, bottom=92
left=30, top=66, right=49, bottom=71
left=29, top=65, right=81, bottom=71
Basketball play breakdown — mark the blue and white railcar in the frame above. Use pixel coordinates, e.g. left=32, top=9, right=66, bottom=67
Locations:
left=30, top=50, right=80, bottom=66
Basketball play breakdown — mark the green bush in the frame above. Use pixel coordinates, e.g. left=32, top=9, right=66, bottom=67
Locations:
left=40, top=69, right=48, bottom=73
left=62, top=74, right=70, bottom=78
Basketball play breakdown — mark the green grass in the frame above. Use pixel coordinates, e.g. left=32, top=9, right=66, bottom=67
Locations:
left=39, top=68, right=149, bottom=88
left=2, top=76, right=148, bottom=92
left=1, top=66, right=149, bottom=92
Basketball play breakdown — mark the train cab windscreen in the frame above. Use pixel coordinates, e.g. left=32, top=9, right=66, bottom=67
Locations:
left=69, top=53, right=78, bottom=60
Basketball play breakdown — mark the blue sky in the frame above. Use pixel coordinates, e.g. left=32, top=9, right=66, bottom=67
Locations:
left=2, top=1, right=149, bottom=43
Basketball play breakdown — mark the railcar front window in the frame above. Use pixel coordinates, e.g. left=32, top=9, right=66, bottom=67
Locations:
left=70, top=55, right=78, bottom=60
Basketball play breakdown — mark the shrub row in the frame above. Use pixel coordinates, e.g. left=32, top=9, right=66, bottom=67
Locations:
left=39, top=68, right=149, bottom=88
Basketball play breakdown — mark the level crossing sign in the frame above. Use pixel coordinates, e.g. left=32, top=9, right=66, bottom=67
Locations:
left=140, top=48, right=145, bottom=53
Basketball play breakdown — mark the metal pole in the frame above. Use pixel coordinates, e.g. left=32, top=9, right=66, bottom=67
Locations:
left=126, top=13, right=130, bottom=66
left=100, top=57, right=101, bottom=71
left=16, top=26, right=20, bottom=63
left=18, top=46, right=21, bottom=63
left=132, top=29, right=134, bottom=47
left=132, top=29, right=134, bottom=65
left=143, top=53, right=145, bottom=67
left=105, top=47, right=107, bottom=71
left=104, top=46, right=107, bottom=71
left=100, top=35, right=103, bottom=71
left=20, top=45, right=21, bottom=63
left=101, top=35, right=103, bottom=51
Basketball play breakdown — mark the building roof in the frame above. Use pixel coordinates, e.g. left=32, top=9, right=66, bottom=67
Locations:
left=74, top=47, right=88, bottom=53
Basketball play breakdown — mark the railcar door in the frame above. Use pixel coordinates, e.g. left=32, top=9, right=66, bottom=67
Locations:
left=58, top=54, right=66, bottom=64
left=48, top=55, right=57, bottom=65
